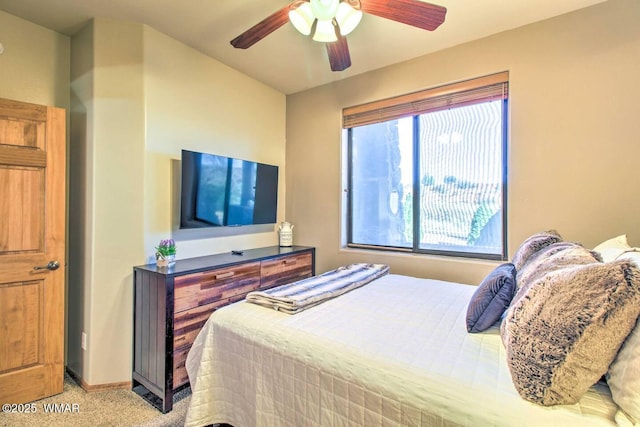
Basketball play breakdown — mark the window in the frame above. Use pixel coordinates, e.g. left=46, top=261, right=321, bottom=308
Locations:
left=344, top=73, right=508, bottom=260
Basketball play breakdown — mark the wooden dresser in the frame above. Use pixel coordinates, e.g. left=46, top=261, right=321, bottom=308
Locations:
left=132, top=245, right=315, bottom=412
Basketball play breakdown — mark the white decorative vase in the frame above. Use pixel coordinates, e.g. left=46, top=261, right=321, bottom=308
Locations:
left=278, top=221, right=294, bottom=247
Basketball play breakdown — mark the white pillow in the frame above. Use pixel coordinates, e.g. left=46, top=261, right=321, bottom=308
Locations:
left=593, top=235, right=631, bottom=262
left=618, top=250, right=640, bottom=269
left=615, top=409, right=638, bottom=427
left=608, top=318, right=640, bottom=424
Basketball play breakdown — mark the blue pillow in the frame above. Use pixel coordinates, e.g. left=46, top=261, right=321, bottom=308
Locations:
left=466, top=263, right=516, bottom=333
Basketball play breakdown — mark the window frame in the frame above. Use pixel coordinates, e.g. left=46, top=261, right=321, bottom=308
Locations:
left=343, top=73, right=509, bottom=261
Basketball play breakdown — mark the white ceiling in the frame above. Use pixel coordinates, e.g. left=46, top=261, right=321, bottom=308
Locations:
left=0, top=0, right=606, bottom=94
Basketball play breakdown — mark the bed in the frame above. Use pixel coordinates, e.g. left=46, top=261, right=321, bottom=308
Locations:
left=185, top=233, right=640, bottom=427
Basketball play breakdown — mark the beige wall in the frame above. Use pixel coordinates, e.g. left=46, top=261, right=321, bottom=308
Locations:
left=67, top=20, right=93, bottom=383
left=286, top=0, right=640, bottom=284
left=3, top=8, right=286, bottom=386
left=142, top=27, right=286, bottom=261
left=69, top=19, right=146, bottom=385
left=0, top=10, right=69, bottom=107
left=66, top=19, right=286, bottom=385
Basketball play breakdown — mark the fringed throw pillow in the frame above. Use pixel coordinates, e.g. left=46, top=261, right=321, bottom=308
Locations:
left=511, top=230, right=563, bottom=273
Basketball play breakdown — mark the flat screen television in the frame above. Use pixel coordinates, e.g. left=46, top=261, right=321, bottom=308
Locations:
left=180, top=149, right=279, bottom=228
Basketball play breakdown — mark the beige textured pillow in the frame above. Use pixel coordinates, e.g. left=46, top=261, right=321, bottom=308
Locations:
left=501, top=243, right=597, bottom=347
left=511, top=230, right=563, bottom=272
left=505, top=243, right=600, bottom=322
left=514, top=242, right=597, bottom=293
left=502, top=259, right=640, bottom=406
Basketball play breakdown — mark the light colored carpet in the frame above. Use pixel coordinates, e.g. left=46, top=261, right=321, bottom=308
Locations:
left=0, top=374, right=189, bottom=427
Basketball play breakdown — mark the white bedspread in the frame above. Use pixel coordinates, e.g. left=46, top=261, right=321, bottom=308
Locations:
left=185, top=274, right=619, bottom=427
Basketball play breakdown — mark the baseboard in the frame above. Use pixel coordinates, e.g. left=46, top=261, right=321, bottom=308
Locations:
left=65, top=367, right=132, bottom=392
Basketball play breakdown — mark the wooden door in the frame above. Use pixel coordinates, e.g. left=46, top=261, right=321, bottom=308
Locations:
left=0, top=98, right=66, bottom=403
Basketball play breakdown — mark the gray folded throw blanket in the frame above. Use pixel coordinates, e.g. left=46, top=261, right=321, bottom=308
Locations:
left=246, top=263, right=390, bottom=314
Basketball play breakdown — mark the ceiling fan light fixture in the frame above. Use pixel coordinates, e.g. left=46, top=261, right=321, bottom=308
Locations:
left=310, top=0, right=340, bottom=21
left=233, top=0, right=447, bottom=72
left=289, top=3, right=315, bottom=36
left=335, top=2, right=362, bottom=36
left=290, top=0, right=362, bottom=42
left=313, top=19, right=338, bottom=42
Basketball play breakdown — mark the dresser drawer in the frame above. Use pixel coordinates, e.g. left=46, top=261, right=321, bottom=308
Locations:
left=174, top=262, right=261, bottom=313
left=173, top=346, right=190, bottom=389
left=260, top=252, right=313, bottom=289
left=173, top=301, right=225, bottom=351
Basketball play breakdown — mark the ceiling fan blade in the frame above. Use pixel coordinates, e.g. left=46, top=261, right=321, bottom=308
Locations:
left=359, top=0, right=447, bottom=31
left=231, top=1, right=306, bottom=49
left=326, top=34, right=351, bottom=72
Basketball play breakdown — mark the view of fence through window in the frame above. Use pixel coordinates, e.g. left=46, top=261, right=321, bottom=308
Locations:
left=349, top=98, right=505, bottom=259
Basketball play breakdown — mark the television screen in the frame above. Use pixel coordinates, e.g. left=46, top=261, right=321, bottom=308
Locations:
left=180, top=149, right=278, bottom=228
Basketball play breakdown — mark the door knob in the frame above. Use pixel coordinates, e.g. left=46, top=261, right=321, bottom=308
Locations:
left=33, top=261, right=60, bottom=271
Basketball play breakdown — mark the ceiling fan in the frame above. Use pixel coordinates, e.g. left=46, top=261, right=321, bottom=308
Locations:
left=230, top=0, right=447, bottom=72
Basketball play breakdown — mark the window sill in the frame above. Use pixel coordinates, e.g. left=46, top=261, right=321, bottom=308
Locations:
left=339, top=245, right=504, bottom=267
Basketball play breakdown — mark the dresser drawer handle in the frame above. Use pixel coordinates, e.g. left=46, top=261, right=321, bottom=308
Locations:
left=283, top=259, right=297, bottom=265
left=215, top=271, right=235, bottom=280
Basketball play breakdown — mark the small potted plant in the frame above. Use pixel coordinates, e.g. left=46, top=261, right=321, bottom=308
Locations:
left=155, top=239, right=176, bottom=267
